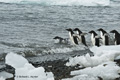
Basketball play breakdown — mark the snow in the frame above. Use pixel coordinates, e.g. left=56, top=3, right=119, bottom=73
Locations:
left=0, top=77, right=5, bottom=80
left=5, top=52, right=54, bottom=80
left=62, top=74, right=99, bottom=80
left=71, top=62, right=120, bottom=80
left=65, top=45, right=120, bottom=80
left=0, top=71, right=13, bottom=80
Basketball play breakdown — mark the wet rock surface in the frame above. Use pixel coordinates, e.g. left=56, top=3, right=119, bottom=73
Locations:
left=0, top=49, right=93, bottom=80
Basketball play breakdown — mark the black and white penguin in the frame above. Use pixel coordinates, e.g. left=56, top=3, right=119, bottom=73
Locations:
left=89, top=30, right=101, bottom=47
left=73, top=28, right=88, bottom=46
left=97, top=28, right=109, bottom=45
left=53, top=36, right=69, bottom=44
left=110, top=30, right=120, bottom=45
left=66, top=28, right=79, bottom=45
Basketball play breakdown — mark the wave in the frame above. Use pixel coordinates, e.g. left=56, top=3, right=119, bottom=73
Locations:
left=0, top=0, right=110, bottom=6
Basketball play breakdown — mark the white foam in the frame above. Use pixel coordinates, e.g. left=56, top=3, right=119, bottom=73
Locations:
left=0, top=0, right=110, bottom=6
left=43, top=45, right=85, bottom=54
left=5, top=52, right=54, bottom=80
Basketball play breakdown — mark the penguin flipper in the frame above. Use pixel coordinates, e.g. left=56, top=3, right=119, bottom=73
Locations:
left=73, top=36, right=79, bottom=45
left=81, top=36, right=88, bottom=47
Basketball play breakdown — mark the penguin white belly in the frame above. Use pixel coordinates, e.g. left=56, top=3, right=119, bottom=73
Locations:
left=115, top=41, right=117, bottom=45
left=91, top=34, right=95, bottom=46
left=102, top=36, right=105, bottom=45
left=77, top=35, right=82, bottom=43
left=69, top=32, right=76, bottom=45
left=100, top=31, right=105, bottom=45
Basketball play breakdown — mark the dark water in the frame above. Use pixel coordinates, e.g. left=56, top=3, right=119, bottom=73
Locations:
left=0, top=2, right=120, bottom=59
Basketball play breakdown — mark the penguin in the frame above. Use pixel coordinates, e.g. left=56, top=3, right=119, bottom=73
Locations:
left=97, top=28, right=109, bottom=45
left=73, top=28, right=88, bottom=46
left=89, top=30, right=101, bottom=47
left=66, top=28, right=79, bottom=45
left=110, top=30, right=120, bottom=45
left=53, top=36, right=69, bottom=44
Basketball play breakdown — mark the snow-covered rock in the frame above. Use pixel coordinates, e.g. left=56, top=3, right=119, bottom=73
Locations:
left=0, top=71, right=13, bottom=80
left=65, top=45, right=120, bottom=80
left=5, top=52, right=54, bottom=80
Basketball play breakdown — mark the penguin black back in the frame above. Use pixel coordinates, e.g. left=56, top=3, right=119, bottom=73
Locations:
left=95, top=38, right=100, bottom=47
left=73, top=28, right=88, bottom=46
left=66, top=28, right=79, bottom=45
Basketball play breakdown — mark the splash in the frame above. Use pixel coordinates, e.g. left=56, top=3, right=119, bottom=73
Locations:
left=0, top=0, right=110, bottom=6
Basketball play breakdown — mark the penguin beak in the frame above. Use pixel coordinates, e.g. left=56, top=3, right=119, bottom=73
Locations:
left=66, top=29, right=69, bottom=31
left=110, top=30, right=113, bottom=33
left=88, top=31, right=91, bottom=34
left=97, top=29, right=100, bottom=31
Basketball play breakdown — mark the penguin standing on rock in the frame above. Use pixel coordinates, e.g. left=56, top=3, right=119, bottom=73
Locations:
left=97, top=28, right=109, bottom=45
left=89, top=30, right=101, bottom=47
left=110, top=30, right=120, bottom=45
left=73, top=28, right=88, bottom=46
left=66, top=28, right=79, bottom=45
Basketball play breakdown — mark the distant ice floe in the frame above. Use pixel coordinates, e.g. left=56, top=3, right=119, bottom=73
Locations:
left=5, top=52, right=54, bottom=80
left=0, top=0, right=110, bottom=6
left=65, top=45, right=120, bottom=80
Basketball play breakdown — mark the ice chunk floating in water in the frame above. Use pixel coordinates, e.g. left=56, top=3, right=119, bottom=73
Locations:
left=0, top=0, right=110, bottom=6
left=5, top=52, right=54, bottom=80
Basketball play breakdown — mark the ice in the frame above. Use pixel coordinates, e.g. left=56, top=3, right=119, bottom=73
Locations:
left=65, top=45, right=120, bottom=80
left=66, top=45, right=120, bottom=67
left=90, top=45, right=120, bottom=56
left=6, top=52, right=28, bottom=68
left=62, top=74, right=99, bottom=80
left=0, top=0, right=110, bottom=6
left=0, top=77, right=5, bottom=80
left=5, top=52, right=54, bottom=80
left=71, top=62, right=120, bottom=80
left=0, top=71, right=13, bottom=80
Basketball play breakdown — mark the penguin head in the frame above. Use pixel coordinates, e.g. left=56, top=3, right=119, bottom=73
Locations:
left=73, top=28, right=82, bottom=34
left=89, top=30, right=98, bottom=36
left=89, top=30, right=96, bottom=34
left=97, top=28, right=107, bottom=33
left=53, top=36, right=61, bottom=39
left=66, top=28, right=72, bottom=31
left=110, top=30, right=118, bottom=34
left=66, top=28, right=74, bottom=34
left=97, top=28, right=104, bottom=32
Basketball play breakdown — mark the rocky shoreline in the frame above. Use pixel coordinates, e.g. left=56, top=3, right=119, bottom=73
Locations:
left=1, top=49, right=120, bottom=80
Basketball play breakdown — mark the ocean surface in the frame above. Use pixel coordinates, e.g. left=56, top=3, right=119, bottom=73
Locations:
left=0, top=0, right=120, bottom=60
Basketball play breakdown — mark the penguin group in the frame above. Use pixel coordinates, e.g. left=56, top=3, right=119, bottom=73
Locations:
left=53, top=28, right=120, bottom=47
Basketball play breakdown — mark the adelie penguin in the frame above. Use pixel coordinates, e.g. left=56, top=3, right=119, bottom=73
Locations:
left=66, top=28, right=79, bottom=45
left=110, top=30, right=120, bottom=45
left=73, top=28, right=88, bottom=46
left=89, top=30, right=101, bottom=47
left=53, top=36, right=69, bottom=44
left=97, top=28, right=109, bottom=45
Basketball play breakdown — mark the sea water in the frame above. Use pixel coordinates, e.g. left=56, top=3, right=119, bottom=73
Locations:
left=0, top=0, right=120, bottom=58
